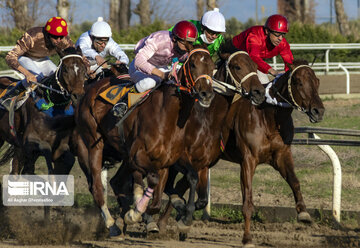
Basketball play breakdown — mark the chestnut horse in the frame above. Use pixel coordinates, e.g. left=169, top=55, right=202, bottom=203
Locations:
left=74, top=44, right=216, bottom=237
left=0, top=47, right=87, bottom=175
left=129, top=41, right=267, bottom=233
left=161, top=59, right=325, bottom=246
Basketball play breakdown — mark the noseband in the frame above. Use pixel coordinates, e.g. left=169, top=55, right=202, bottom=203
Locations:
left=54, top=54, right=83, bottom=95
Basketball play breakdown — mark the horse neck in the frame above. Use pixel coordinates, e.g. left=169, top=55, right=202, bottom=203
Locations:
left=44, top=74, right=70, bottom=105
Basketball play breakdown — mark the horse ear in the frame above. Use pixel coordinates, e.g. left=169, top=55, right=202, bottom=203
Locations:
left=185, top=42, right=193, bottom=52
left=76, top=46, right=83, bottom=55
left=219, top=52, right=231, bottom=60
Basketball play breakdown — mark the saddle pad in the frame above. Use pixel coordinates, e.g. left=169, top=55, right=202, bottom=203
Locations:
left=99, top=85, right=131, bottom=105
left=99, top=85, right=149, bottom=108
left=0, top=82, right=17, bottom=98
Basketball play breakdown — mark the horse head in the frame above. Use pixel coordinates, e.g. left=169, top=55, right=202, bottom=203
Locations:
left=282, top=60, right=325, bottom=123
left=57, top=47, right=87, bottom=97
left=216, top=40, right=265, bottom=105
left=177, top=44, right=215, bottom=107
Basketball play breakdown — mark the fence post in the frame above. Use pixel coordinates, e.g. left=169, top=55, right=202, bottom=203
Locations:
left=309, top=133, right=342, bottom=223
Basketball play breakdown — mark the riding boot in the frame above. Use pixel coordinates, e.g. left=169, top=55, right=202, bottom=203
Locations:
left=112, top=85, right=138, bottom=118
left=0, top=82, right=27, bottom=110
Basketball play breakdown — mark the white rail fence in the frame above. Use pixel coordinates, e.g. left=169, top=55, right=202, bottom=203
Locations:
left=1, top=43, right=360, bottom=93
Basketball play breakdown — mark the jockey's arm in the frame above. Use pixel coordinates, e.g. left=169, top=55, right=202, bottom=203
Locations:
left=95, top=55, right=108, bottom=69
left=151, top=68, right=166, bottom=80
left=17, top=65, right=37, bottom=84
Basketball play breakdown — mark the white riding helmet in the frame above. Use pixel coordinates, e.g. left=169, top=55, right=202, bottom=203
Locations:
left=90, top=17, right=112, bottom=38
left=201, top=8, right=226, bottom=33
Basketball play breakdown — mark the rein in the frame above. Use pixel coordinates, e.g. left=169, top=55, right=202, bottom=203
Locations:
left=55, top=54, right=83, bottom=94
left=176, top=48, right=213, bottom=94
left=275, top=64, right=311, bottom=112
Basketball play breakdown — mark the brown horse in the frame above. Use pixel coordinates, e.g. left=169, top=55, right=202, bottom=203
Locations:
left=131, top=41, right=267, bottom=233
left=74, top=44, right=217, bottom=237
left=0, top=47, right=87, bottom=175
left=225, top=60, right=324, bottom=247
left=169, top=59, right=325, bottom=246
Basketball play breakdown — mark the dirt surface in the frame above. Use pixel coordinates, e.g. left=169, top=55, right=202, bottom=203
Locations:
left=0, top=74, right=359, bottom=247
left=0, top=205, right=359, bottom=248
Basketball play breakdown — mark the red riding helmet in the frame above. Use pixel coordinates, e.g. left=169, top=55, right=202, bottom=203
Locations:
left=265, top=14, right=289, bottom=33
left=45, top=17, right=68, bottom=36
left=172, top=21, right=198, bottom=42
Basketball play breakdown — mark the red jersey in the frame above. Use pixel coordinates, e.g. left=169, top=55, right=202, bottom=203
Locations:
left=232, top=26, right=293, bottom=74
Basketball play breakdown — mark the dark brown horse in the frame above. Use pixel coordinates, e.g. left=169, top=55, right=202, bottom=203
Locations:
left=0, top=47, right=87, bottom=175
left=168, top=59, right=325, bottom=246
left=74, top=44, right=217, bottom=237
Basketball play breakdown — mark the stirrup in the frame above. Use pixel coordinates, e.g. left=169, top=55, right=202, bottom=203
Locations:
left=112, top=102, right=128, bottom=118
left=0, top=97, right=16, bottom=111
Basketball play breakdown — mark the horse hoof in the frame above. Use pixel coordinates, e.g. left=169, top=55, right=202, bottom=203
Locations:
left=108, top=224, right=122, bottom=238
left=298, top=211, right=312, bottom=223
left=176, top=219, right=191, bottom=233
left=146, top=222, right=159, bottom=233
left=243, top=243, right=255, bottom=248
left=124, top=209, right=142, bottom=224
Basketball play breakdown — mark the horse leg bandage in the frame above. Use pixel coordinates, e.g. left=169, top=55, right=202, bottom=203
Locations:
left=135, top=187, right=154, bottom=213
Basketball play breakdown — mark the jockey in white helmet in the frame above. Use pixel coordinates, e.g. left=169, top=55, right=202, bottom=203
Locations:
left=76, top=17, right=129, bottom=78
left=169, top=8, right=226, bottom=57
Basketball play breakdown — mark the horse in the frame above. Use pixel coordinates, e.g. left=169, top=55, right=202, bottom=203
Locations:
left=124, top=40, right=267, bottom=234
left=74, top=43, right=217, bottom=237
left=0, top=47, right=87, bottom=175
left=164, top=58, right=325, bottom=246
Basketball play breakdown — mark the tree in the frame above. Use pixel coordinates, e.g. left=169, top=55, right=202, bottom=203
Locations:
left=5, top=0, right=33, bottom=30
left=277, top=0, right=315, bottom=24
left=119, top=0, right=131, bottom=30
left=197, top=0, right=204, bottom=20
left=56, top=0, right=71, bottom=31
left=109, top=0, right=120, bottom=31
left=206, top=0, right=217, bottom=10
left=133, top=0, right=151, bottom=26
left=334, top=0, right=350, bottom=36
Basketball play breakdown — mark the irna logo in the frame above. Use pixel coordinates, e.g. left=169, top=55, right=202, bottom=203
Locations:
left=7, top=180, right=69, bottom=196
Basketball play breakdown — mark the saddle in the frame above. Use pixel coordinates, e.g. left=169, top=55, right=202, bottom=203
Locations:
left=0, top=82, right=34, bottom=111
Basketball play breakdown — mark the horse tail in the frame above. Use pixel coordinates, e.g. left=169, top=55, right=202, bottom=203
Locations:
left=0, top=144, right=15, bottom=167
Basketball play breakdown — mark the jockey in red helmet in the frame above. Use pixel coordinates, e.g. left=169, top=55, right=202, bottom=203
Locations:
left=232, top=14, right=293, bottom=85
left=111, top=20, right=197, bottom=117
left=1, top=17, right=75, bottom=109
left=129, top=20, right=197, bottom=93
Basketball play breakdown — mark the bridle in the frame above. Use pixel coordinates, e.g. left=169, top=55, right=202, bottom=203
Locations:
left=174, top=48, right=213, bottom=94
left=274, top=64, right=311, bottom=112
left=54, top=54, right=83, bottom=95
left=213, top=51, right=257, bottom=96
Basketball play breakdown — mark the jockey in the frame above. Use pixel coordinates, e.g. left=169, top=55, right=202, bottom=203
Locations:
left=232, top=14, right=294, bottom=85
left=169, top=8, right=226, bottom=57
left=75, top=17, right=129, bottom=79
left=129, top=20, right=198, bottom=93
left=0, top=17, right=75, bottom=109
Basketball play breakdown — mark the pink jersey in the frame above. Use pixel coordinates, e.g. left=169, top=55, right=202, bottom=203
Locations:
left=133, top=30, right=188, bottom=74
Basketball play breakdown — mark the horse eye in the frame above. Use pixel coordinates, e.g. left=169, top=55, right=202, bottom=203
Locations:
left=232, top=65, right=241, bottom=70
left=190, top=62, right=196, bottom=69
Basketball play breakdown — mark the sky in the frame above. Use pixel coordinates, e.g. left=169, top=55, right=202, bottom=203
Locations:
left=0, top=0, right=359, bottom=27
left=69, top=0, right=360, bottom=25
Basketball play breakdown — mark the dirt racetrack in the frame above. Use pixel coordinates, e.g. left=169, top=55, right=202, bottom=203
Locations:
left=0, top=204, right=359, bottom=248
left=0, top=73, right=359, bottom=248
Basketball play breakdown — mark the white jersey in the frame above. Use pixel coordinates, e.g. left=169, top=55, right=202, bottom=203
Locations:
left=75, top=31, right=129, bottom=67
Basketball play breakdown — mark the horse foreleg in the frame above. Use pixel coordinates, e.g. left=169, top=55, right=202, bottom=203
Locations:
left=147, top=168, right=169, bottom=215
left=125, top=171, right=158, bottom=225
left=89, top=144, right=120, bottom=236
left=274, top=148, right=311, bottom=223
left=241, top=155, right=256, bottom=247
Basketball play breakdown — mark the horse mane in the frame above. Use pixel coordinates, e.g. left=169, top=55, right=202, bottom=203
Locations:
left=58, top=46, right=83, bottom=58
left=292, top=59, right=309, bottom=67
